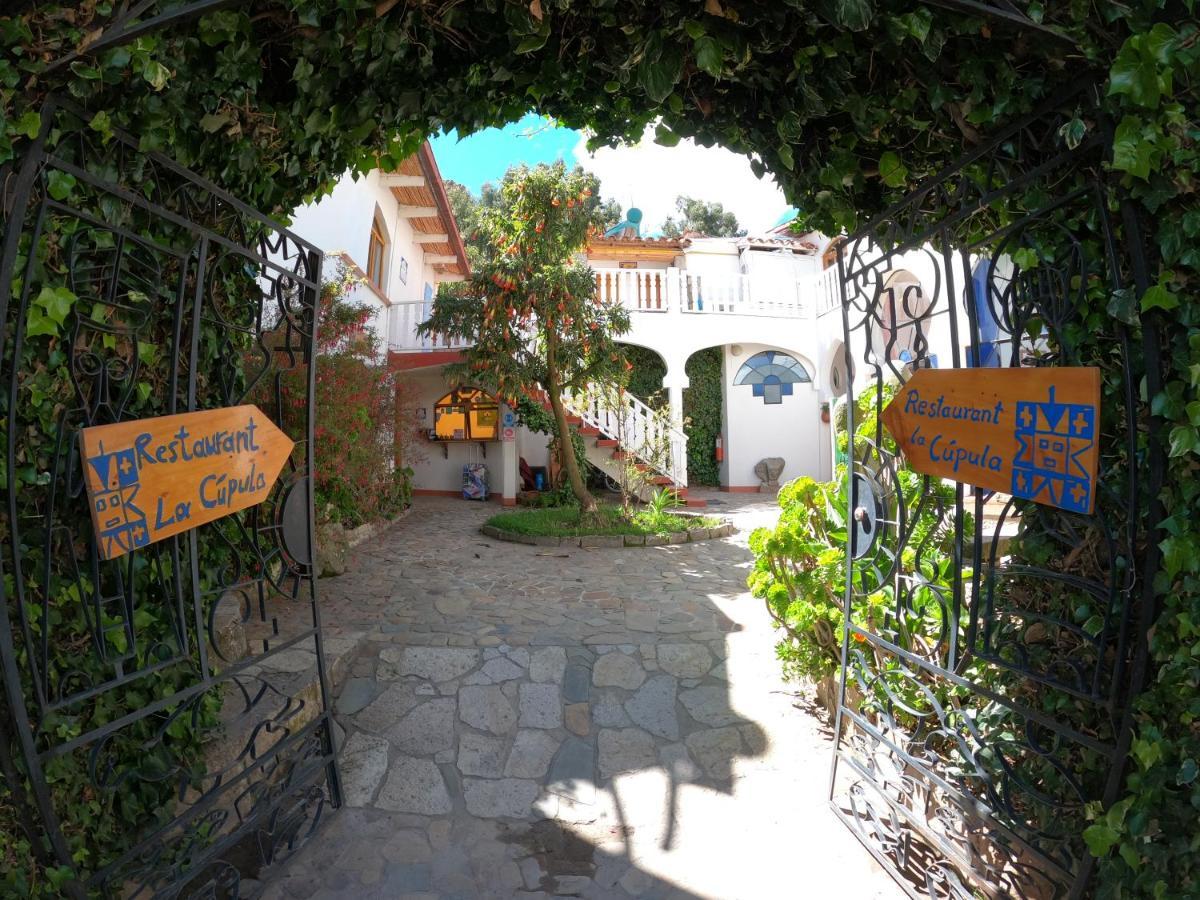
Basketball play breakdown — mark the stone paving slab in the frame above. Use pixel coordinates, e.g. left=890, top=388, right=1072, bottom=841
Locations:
left=259, top=494, right=902, bottom=900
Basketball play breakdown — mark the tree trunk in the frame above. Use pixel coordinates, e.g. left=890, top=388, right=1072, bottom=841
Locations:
left=547, top=382, right=596, bottom=513
left=545, top=334, right=595, bottom=513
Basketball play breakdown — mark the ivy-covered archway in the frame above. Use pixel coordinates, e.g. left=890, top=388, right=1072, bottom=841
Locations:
left=2, top=2, right=1196, bottom=897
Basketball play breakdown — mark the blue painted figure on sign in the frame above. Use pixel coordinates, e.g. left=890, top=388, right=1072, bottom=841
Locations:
left=87, top=440, right=151, bottom=557
left=1011, top=386, right=1095, bottom=514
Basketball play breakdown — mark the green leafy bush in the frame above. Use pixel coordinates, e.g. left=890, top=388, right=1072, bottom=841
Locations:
left=683, top=348, right=722, bottom=487
left=748, top=384, right=963, bottom=683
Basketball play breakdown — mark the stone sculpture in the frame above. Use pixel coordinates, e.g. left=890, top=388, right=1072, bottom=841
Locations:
left=754, top=457, right=785, bottom=493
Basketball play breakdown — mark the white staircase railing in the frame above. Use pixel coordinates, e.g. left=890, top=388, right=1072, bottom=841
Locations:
left=563, top=387, right=688, bottom=489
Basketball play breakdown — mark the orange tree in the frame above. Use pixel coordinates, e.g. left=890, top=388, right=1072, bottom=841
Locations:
left=418, top=162, right=630, bottom=513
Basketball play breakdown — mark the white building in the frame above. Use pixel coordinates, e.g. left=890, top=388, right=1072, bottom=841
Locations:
left=293, top=157, right=1000, bottom=509
left=582, top=231, right=838, bottom=496
left=288, top=143, right=470, bottom=359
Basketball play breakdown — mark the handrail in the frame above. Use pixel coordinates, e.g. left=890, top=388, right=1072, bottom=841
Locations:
left=563, top=387, right=688, bottom=489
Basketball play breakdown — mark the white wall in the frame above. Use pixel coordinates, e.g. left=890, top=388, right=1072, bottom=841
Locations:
left=721, top=342, right=822, bottom=489
left=679, top=241, right=740, bottom=278
left=517, top=426, right=552, bottom=472
left=288, top=169, right=439, bottom=353
left=402, top=369, right=519, bottom=502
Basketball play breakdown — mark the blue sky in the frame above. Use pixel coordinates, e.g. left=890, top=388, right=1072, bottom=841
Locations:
left=430, top=114, right=580, bottom=194
left=430, top=115, right=791, bottom=234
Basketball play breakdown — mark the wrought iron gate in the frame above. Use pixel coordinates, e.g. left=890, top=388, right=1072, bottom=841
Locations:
left=0, top=99, right=341, bottom=897
left=829, top=84, right=1162, bottom=898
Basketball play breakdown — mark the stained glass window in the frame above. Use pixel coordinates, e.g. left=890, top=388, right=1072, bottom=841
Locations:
left=733, top=351, right=811, bottom=405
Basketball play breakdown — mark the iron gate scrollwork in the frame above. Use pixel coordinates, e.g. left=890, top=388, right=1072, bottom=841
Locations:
left=829, top=83, right=1162, bottom=898
left=0, top=98, right=341, bottom=897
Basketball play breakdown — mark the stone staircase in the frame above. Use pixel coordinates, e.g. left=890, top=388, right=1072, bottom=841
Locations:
left=547, top=389, right=705, bottom=508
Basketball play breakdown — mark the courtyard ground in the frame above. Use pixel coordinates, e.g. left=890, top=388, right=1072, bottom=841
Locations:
left=261, top=493, right=901, bottom=899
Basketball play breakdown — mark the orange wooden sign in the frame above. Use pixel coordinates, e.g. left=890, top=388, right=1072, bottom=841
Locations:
left=80, top=405, right=294, bottom=560
left=880, top=367, right=1101, bottom=514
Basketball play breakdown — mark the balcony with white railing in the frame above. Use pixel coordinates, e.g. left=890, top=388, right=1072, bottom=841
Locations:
left=386, top=267, right=839, bottom=363
left=387, top=299, right=473, bottom=353
left=593, top=267, right=811, bottom=318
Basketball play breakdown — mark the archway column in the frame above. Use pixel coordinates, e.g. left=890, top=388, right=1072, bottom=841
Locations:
left=661, top=354, right=690, bottom=486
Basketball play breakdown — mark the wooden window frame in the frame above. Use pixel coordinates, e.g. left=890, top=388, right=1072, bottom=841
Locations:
left=367, top=218, right=387, bottom=290
left=432, top=387, right=500, bottom=441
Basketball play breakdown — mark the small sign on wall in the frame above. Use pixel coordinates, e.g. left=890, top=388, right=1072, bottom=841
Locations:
left=619, top=261, right=638, bottom=269
left=501, top=426, right=516, bottom=442
left=80, top=405, right=294, bottom=560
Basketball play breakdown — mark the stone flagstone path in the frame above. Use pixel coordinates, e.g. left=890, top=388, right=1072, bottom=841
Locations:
left=261, top=494, right=900, bottom=900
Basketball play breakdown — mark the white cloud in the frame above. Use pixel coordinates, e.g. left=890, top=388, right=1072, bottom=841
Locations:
left=573, top=126, right=789, bottom=236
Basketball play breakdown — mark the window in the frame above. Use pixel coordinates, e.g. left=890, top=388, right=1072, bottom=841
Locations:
left=367, top=216, right=388, bottom=290
left=433, top=387, right=500, bottom=441
left=733, top=350, right=811, bottom=405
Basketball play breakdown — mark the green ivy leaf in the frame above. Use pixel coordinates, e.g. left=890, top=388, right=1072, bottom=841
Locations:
left=1012, top=247, right=1041, bottom=270
left=25, top=286, right=77, bottom=338
left=1140, top=283, right=1178, bottom=311
left=25, top=307, right=56, bottom=338
left=638, top=46, right=682, bottom=103
left=1083, top=823, right=1121, bottom=857
left=14, top=109, right=41, bottom=139
left=1119, top=843, right=1142, bottom=871
left=514, top=32, right=548, bottom=54
left=1134, top=737, right=1163, bottom=770
left=47, top=170, right=76, bottom=201
left=89, top=110, right=113, bottom=143
left=1186, top=400, right=1200, bottom=428
left=1111, top=116, right=1160, bottom=180
left=1106, top=287, right=1137, bottom=324
left=878, top=151, right=907, bottom=187
left=1109, top=24, right=1177, bottom=109
left=776, top=111, right=804, bottom=144
left=1168, top=424, right=1200, bottom=458
left=822, top=0, right=874, bottom=31
left=694, top=36, right=723, bottom=77
left=653, top=123, right=681, bottom=147
left=777, top=144, right=795, bottom=171
left=1058, top=117, right=1087, bottom=150
left=142, top=60, right=171, bottom=91
left=137, top=342, right=160, bottom=366
left=1110, top=42, right=1164, bottom=109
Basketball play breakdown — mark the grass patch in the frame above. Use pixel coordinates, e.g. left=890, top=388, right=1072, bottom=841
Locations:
left=486, top=503, right=723, bottom=537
